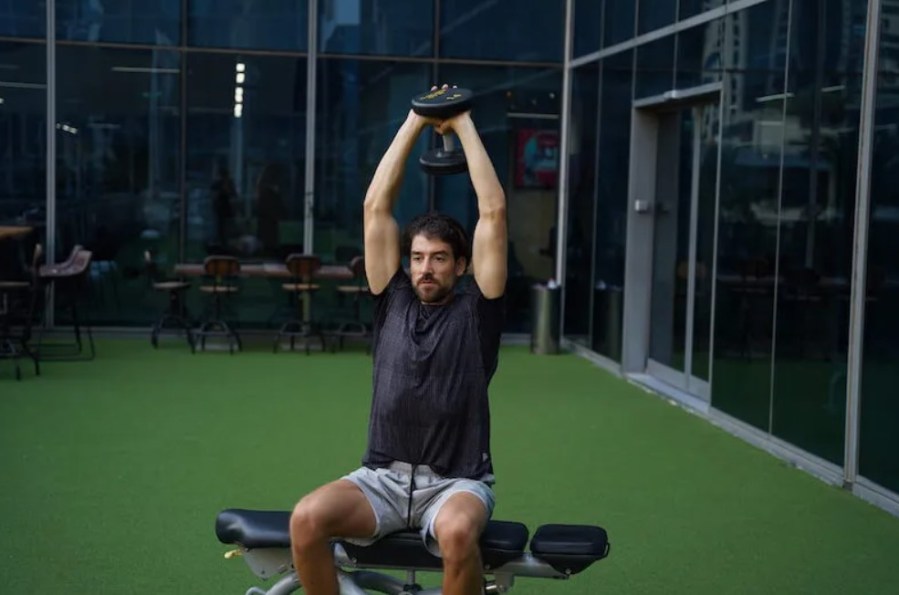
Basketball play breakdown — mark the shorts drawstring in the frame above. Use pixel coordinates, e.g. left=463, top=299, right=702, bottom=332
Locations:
left=406, top=464, right=418, bottom=529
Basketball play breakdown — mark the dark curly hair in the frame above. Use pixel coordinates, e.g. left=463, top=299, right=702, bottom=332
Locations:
left=401, top=212, right=470, bottom=263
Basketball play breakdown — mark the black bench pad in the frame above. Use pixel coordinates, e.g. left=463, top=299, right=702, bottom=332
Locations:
left=215, top=509, right=528, bottom=570
left=530, top=524, right=610, bottom=575
left=215, top=509, right=609, bottom=575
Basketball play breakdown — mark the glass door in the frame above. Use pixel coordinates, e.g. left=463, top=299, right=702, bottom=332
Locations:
left=646, top=102, right=718, bottom=399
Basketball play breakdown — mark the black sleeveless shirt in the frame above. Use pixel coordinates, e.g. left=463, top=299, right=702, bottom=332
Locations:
left=362, top=268, right=504, bottom=479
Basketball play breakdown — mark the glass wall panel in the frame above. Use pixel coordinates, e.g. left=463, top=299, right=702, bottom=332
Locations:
left=566, top=63, right=600, bottom=345
left=185, top=52, right=307, bottom=328
left=315, top=58, right=429, bottom=263
left=55, top=46, right=181, bottom=325
left=711, top=1, right=789, bottom=430
left=859, top=2, right=899, bottom=493
left=0, top=2, right=46, bottom=38
left=439, top=0, right=563, bottom=62
left=602, top=0, right=635, bottom=48
left=433, top=65, right=562, bottom=333
left=679, top=0, right=725, bottom=21
left=638, top=0, right=677, bottom=35
left=635, top=35, right=675, bottom=98
left=189, top=0, right=308, bottom=51
left=57, top=0, right=180, bottom=45
left=574, top=0, right=603, bottom=58
left=591, top=50, right=633, bottom=360
left=676, top=17, right=725, bottom=89
left=771, top=0, right=866, bottom=466
left=0, top=42, right=45, bottom=288
left=319, top=0, right=433, bottom=57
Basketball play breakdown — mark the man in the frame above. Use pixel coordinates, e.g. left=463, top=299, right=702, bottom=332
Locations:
left=289, top=85, right=508, bottom=595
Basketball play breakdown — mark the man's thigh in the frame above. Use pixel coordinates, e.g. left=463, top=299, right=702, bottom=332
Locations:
left=419, top=478, right=495, bottom=556
left=295, top=478, right=378, bottom=540
left=340, top=466, right=411, bottom=545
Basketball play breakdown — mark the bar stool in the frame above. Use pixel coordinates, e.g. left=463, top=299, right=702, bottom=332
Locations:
left=193, top=255, right=241, bottom=354
left=330, top=256, right=371, bottom=352
left=274, top=254, right=326, bottom=354
left=0, top=243, right=43, bottom=379
left=144, top=250, right=193, bottom=349
left=36, top=246, right=95, bottom=361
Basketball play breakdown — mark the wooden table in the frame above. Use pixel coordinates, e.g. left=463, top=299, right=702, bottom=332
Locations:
left=173, top=262, right=354, bottom=281
left=0, top=226, right=33, bottom=240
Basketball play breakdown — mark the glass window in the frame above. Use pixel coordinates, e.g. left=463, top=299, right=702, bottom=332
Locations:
left=676, top=17, right=725, bottom=89
left=566, top=63, right=600, bottom=346
left=638, top=0, right=677, bottom=35
left=184, top=52, right=307, bottom=327
left=574, top=0, right=603, bottom=59
left=859, top=0, right=899, bottom=492
left=0, top=1, right=46, bottom=38
left=319, top=0, right=433, bottom=57
left=592, top=50, right=633, bottom=360
left=56, top=0, right=180, bottom=45
left=189, top=0, right=308, bottom=51
left=0, top=42, right=45, bottom=287
left=710, top=2, right=789, bottom=431
left=55, top=45, right=181, bottom=326
left=439, top=0, right=563, bottom=62
left=770, top=0, right=867, bottom=466
left=185, top=52, right=306, bottom=259
left=679, top=0, right=725, bottom=21
left=635, top=36, right=675, bottom=98
left=314, top=58, right=430, bottom=260
left=430, top=65, right=562, bottom=333
left=603, top=0, right=636, bottom=48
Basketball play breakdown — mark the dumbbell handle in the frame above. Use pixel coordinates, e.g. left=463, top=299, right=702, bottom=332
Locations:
left=442, top=133, right=456, bottom=153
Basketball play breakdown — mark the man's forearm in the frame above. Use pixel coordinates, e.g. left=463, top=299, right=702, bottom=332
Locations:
left=455, top=118, right=506, bottom=216
left=364, top=112, right=427, bottom=213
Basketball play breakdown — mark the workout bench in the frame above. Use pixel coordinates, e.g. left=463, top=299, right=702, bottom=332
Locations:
left=216, top=508, right=610, bottom=594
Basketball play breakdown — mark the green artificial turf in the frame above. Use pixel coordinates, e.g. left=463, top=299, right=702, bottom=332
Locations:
left=2, top=339, right=899, bottom=594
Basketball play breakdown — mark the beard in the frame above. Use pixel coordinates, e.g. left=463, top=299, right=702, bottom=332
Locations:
left=414, top=277, right=454, bottom=304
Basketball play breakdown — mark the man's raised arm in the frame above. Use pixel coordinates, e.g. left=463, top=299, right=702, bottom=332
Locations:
left=363, top=111, right=430, bottom=295
left=449, top=113, right=507, bottom=299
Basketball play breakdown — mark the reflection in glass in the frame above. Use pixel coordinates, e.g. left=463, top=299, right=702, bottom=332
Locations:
left=711, top=2, right=789, bottom=431
left=679, top=0, right=725, bottom=21
left=315, top=59, right=429, bottom=269
left=638, top=0, right=677, bottom=35
left=57, top=0, right=180, bottom=45
left=0, top=1, right=45, bottom=38
left=185, top=53, right=307, bottom=265
left=860, top=17, right=899, bottom=490
left=676, top=18, right=725, bottom=89
left=55, top=46, right=181, bottom=325
left=189, top=0, right=308, bottom=51
left=439, top=0, right=563, bottom=62
left=319, top=0, right=433, bottom=57
left=649, top=110, right=694, bottom=371
left=635, top=36, right=675, bottom=99
left=566, top=64, right=600, bottom=344
left=771, top=0, right=867, bottom=466
left=434, top=65, right=562, bottom=333
left=0, top=42, right=45, bottom=288
left=573, top=0, right=603, bottom=58
left=592, top=51, right=633, bottom=360
left=602, top=0, right=635, bottom=48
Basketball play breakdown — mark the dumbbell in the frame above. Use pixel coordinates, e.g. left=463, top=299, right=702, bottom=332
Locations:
left=410, top=87, right=473, bottom=175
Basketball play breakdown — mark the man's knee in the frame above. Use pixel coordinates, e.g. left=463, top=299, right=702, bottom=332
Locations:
left=290, top=494, right=329, bottom=549
left=435, top=512, right=482, bottom=562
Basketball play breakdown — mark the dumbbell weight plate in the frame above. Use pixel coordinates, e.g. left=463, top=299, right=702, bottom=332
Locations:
left=411, top=87, right=473, bottom=119
left=420, top=147, right=468, bottom=175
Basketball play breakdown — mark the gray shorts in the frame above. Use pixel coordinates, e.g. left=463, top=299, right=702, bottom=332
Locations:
left=342, top=461, right=496, bottom=557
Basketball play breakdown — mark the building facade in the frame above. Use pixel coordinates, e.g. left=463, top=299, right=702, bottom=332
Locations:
left=0, top=1, right=897, bottom=515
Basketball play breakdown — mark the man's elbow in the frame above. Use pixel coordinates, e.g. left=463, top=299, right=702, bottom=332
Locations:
left=480, top=203, right=507, bottom=222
